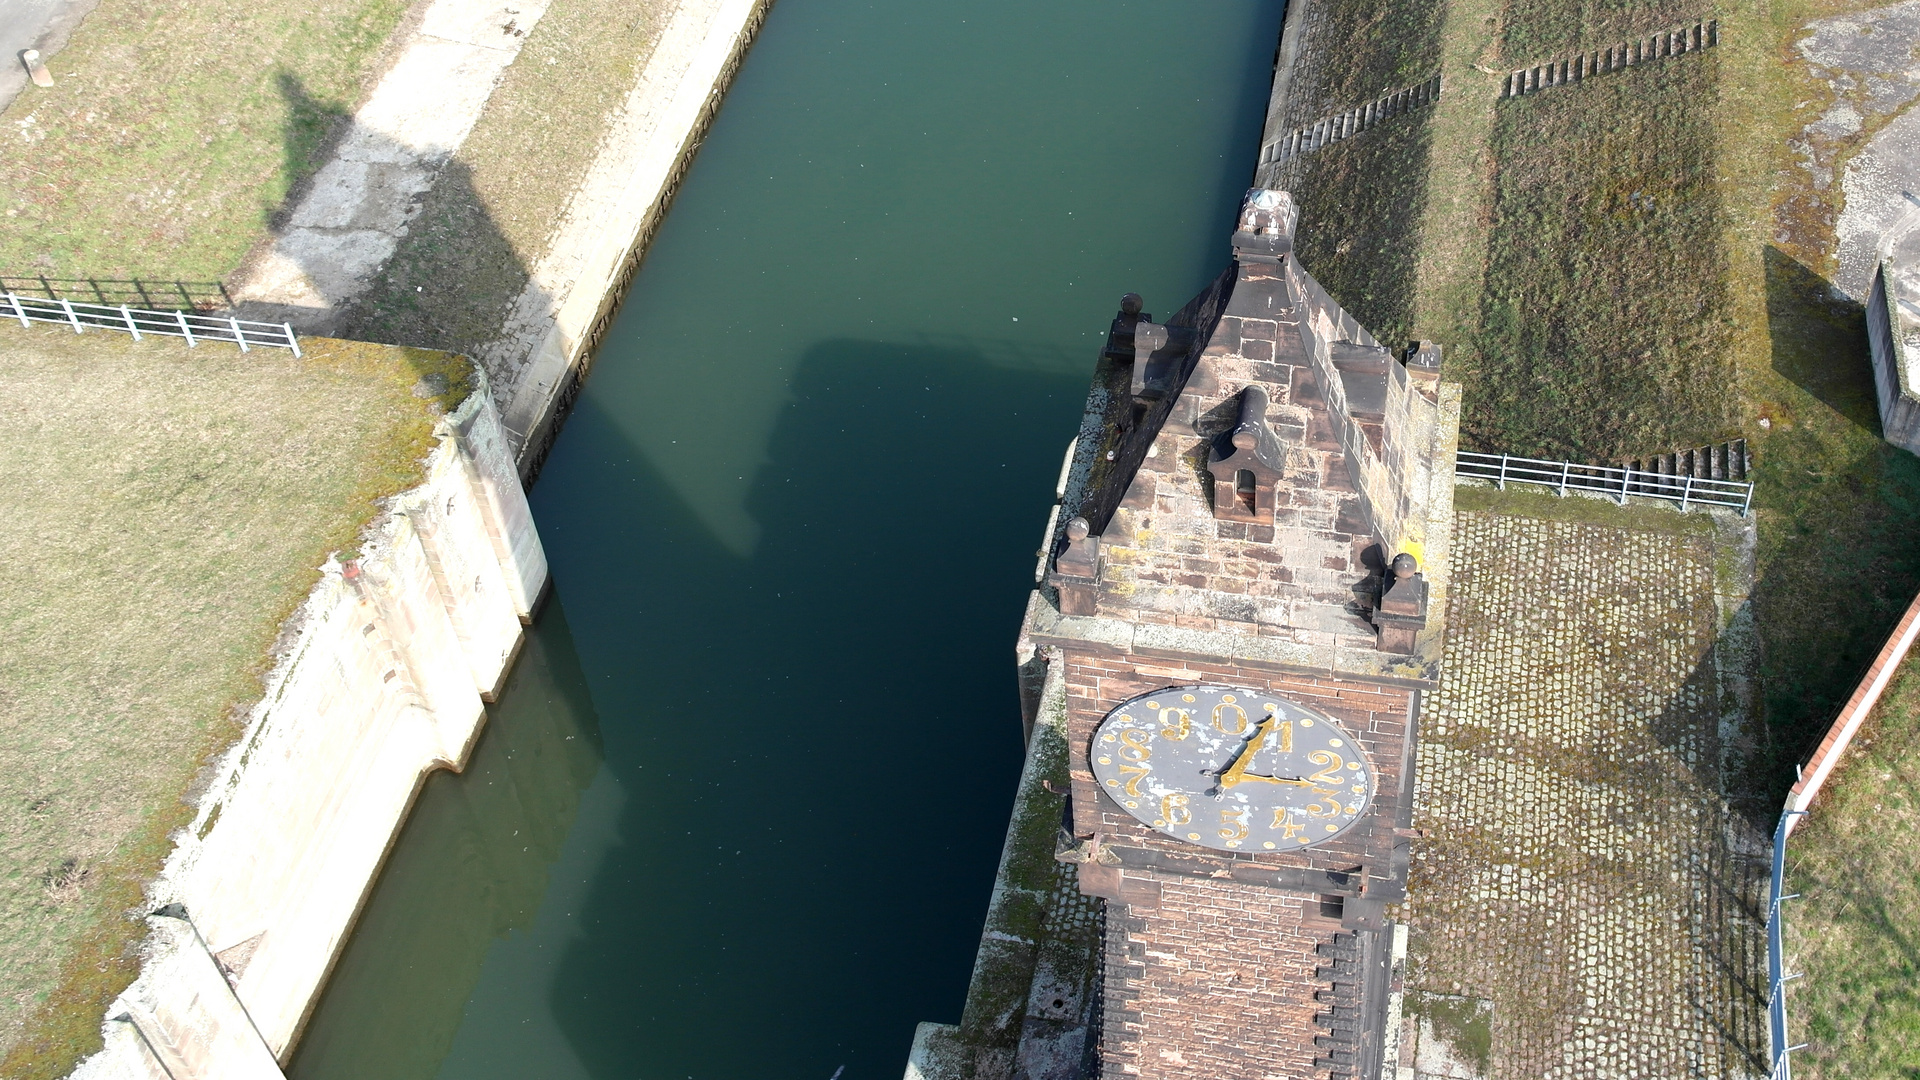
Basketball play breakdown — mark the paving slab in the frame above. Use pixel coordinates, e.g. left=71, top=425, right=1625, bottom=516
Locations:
left=1393, top=508, right=1770, bottom=1079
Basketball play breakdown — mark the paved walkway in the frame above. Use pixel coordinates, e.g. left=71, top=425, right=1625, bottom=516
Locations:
left=1392, top=508, right=1769, bottom=1079
left=228, top=0, right=553, bottom=320
left=0, top=0, right=98, bottom=113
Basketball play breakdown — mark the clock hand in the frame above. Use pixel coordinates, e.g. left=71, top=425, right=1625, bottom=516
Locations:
left=1214, top=714, right=1276, bottom=790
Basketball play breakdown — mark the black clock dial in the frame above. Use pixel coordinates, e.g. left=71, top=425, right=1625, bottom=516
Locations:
left=1089, top=685, right=1374, bottom=852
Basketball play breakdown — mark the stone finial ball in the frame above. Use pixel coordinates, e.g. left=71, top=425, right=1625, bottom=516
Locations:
left=1120, top=293, right=1143, bottom=317
left=1391, top=552, right=1418, bottom=578
left=1066, top=517, right=1091, bottom=541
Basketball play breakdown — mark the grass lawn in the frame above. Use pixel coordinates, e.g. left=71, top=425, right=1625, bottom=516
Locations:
left=0, top=0, right=678, bottom=363
left=1785, top=654, right=1920, bottom=1079
left=1285, top=0, right=1920, bottom=815
left=1287, top=0, right=1920, bottom=1067
left=1464, top=52, right=1737, bottom=461
left=0, top=326, right=463, bottom=1077
left=0, top=0, right=408, bottom=282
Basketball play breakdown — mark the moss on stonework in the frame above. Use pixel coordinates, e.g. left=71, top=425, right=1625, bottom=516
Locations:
left=1406, top=992, right=1494, bottom=1076
left=938, top=661, right=1088, bottom=1077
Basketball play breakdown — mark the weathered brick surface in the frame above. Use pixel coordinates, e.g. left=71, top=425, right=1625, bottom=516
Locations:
left=1395, top=510, right=1768, bottom=1078
left=1103, top=877, right=1338, bottom=1080
left=1043, top=199, right=1455, bottom=688
left=1019, top=196, right=1457, bottom=1080
left=1084, top=272, right=1439, bottom=658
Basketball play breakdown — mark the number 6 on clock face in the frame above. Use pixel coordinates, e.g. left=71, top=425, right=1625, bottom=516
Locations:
left=1089, top=685, right=1376, bottom=853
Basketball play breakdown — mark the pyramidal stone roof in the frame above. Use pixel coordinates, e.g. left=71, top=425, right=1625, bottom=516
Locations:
left=1031, top=189, right=1461, bottom=686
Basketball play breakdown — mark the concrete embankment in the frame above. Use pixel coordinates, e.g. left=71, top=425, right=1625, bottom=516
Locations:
left=486, top=0, right=773, bottom=477
left=73, top=367, right=546, bottom=1080
left=52, top=2, right=781, bottom=1071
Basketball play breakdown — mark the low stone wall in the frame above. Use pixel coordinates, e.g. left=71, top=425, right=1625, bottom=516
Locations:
left=72, top=368, right=547, bottom=1080
left=1866, top=261, right=1920, bottom=457
left=1784, top=585, right=1920, bottom=831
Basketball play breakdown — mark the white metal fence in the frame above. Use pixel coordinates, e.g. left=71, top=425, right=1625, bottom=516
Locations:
left=1766, top=808, right=1807, bottom=1080
left=4, top=292, right=300, bottom=356
left=1457, top=450, right=1754, bottom=514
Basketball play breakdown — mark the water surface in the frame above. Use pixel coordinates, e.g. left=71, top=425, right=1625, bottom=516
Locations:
left=291, top=3, right=1284, bottom=1077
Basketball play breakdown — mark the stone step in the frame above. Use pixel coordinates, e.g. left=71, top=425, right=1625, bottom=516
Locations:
left=1503, top=18, right=1719, bottom=98
left=1621, top=438, right=1750, bottom=482
left=1262, top=73, right=1444, bottom=166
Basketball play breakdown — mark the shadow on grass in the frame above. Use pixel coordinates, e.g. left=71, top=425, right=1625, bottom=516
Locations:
left=1286, top=112, right=1433, bottom=348
left=1765, top=245, right=1878, bottom=435
left=270, top=72, right=358, bottom=237
left=1264, top=0, right=1445, bottom=133
left=235, top=72, right=547, bottom=386
left=1748, top=247, right=1920, bottom=807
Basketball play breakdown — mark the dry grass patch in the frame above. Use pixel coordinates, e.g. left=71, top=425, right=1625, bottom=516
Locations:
left=0, top=0, right=407, bottom=281
left=0, top=326, right=461, bottom=1076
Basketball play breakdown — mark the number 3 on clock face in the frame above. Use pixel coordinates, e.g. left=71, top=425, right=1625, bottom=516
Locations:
left=1088, top=685, right=1376, bottom=853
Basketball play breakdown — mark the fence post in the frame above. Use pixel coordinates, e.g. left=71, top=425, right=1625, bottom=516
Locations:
left=1559, top=460, right=1570, bottom=497
left=283, top=323, right=300, bottom=358
left=230, top=317, right=248, bottom=353
left=1680, top=473, right=1693, bottom=511
left=1742, top=481, right=1754, bottom=518
left=176, top=311, right=196, bottom=348
left=121, top=305, right=140, bottom=341
left=1498, top=454, right=1509, bottom=490
left=8, top=293, right=27, bottom=328
left=1619, top=466, right=1631, bottom=506
left=60, top=298, right=81, bottom=333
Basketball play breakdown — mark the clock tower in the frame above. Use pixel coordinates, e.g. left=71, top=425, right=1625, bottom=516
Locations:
left=1020, top=189, right=1458, bottom=1080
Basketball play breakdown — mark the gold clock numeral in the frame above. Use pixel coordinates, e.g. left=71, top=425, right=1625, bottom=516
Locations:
left=1161, top=793, right=1191, bottom=825
left=1276, top=720, right=1293, bottom=753
left=1307, top=750, right=1346, bottom=787
left=1218, top=807, right=1250, bottom=841
left=1159, top=708, right=1192, bottom=740
left=1306, top=798, right=1342, bottom=818
left=1119, top=730, right=1153, bottom=762
left=1117, top=763, right=1151, bottom=797
left=1271, top=807, right=1306, bottom=840
left=1212, top=701, right=1249, bottom=734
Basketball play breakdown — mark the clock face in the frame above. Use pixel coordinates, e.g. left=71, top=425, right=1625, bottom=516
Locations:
left=1089, top=685, right=1374, bottom=853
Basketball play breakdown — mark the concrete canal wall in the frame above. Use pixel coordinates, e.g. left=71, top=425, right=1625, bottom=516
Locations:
left=73, top=371, right=547, bottom=1080
left=58, top=0, right=781, bottom=1068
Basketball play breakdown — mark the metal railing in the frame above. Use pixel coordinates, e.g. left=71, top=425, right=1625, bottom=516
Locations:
left=4, top=292, right=300, bottom=355
left=1766, top=808, right=1808, bottom=1080
left=1456, top=450, right=1754, bottom=515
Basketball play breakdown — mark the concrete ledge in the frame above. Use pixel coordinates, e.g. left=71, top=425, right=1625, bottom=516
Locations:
left=72, top=368, right=548, bottom=1079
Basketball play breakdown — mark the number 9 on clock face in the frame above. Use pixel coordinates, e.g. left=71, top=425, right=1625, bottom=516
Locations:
left=1088, top=685, right=1374, bottom=853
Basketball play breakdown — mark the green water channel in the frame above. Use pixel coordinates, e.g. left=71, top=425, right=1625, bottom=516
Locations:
left=289, top=3, right=1284, bottom=1077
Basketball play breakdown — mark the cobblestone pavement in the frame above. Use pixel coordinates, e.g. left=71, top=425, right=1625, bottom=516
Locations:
left=1394, top=509, right=1770, bottom=1079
